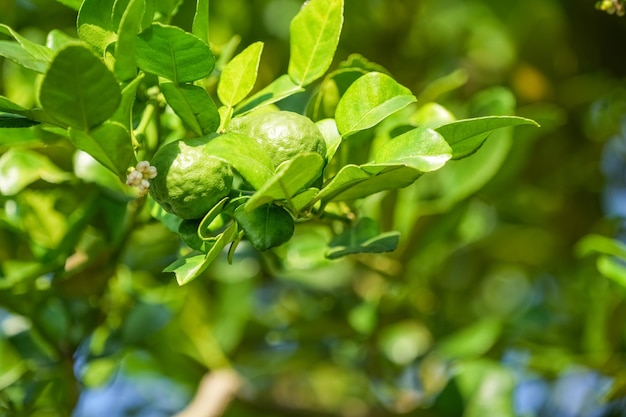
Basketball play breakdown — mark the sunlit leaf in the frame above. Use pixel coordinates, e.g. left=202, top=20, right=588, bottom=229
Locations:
left=77, top=0, right=118, bottom=52
left=0, top=24, right=54, bottom=73
left=375, top=126, right=452, bottom=172
left=288, top=0, right=344, bottom=87
left=0, top=148, right=71, bottom=195
left=40, top=45, right=121, bottom=130
left=114, top=0, right=145, bottom=81
left=192, top=0, right=210, bottom=44
left=135, top=23, right=215, bottom=83
left=436, top=116, right=539, bottom=159
left=218, top=42, right=264, bottom=107
left=335, top=71, right=416, bottom=136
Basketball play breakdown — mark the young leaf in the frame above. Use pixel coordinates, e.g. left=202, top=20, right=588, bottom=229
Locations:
left=135, top=23, right=215, bottom=83
left=68, top=122, right=135, bottom=178
left=375, top=126, right=452, bottom=172
left=316, top=163, right=421, bottom=203
left=77, top=0, right=118, bottom=53
left=335, top=72, right=416, bottom=136
left=218, top=42, right=264, bottom=107
left=0, top=24, right=54, bottom=73
left=39, top=45, right=121, bottom=130
left=244, top=153, right=325, bottom=212
left=288, top=0, right=344, bottom=87
left=435, top=116, right=539, bottom=159
left=203, top=132, right=275, bottom=189
left=234, top=204, right=294, bottom=251
left=114, top=0, right=145, bottom=81
left=235, top=74, right=304, bottom=115
left=161, top=83, right=220, bottom=136
left=165, top=221, right=238, bottom=285
left=326, top=217, right=399, bottom=259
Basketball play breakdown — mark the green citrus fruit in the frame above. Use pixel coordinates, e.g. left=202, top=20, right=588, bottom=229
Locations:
left=149, top=137, right=233, bottom=220
left=228, top=110, right=326, bottom=167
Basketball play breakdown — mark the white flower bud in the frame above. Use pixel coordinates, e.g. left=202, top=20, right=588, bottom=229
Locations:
left=136, top=160, right=150, bottom=173
left=145, top=166, right=158, bottom=179
left=126, top=170, right=143, bottom=186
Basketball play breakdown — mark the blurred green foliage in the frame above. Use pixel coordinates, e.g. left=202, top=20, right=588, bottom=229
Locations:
left=2, top=0, right=626, bottom=416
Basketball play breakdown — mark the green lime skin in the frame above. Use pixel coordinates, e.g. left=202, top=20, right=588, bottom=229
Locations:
left=149, top=138, right=233, bottom=220
left=228, top=110, right=327, bottom=167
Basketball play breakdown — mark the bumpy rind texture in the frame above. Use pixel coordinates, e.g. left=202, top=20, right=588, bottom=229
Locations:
left=228, top=110, right=326, bottom=167
left=149, top=138, right=233, bottom=220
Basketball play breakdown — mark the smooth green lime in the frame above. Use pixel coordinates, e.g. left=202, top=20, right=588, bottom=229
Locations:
left=149, top=137, right=233, bottom=220
left=228, top=110, right=326, bottom=167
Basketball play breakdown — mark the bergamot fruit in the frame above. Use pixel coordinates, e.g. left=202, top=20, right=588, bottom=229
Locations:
left=149, top=137, right=233, bottom=220
left=228, top=110, right=327, bottom=167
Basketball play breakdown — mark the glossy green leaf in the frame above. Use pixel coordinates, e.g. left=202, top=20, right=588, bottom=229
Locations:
left=316, top=163, right=421, bottom=203
left=0, top=24, right=54, bottom=73
left=245, top=153, right=325, bottom=211
left=307, top=66, right=367, bottom=121
left=326, top=217, right=399, bottom=259
left=192, top=0, right=210, bottom=44
left=68, top=122, right=135, bottom=178
left=161, top=83, right=220, bottom=136
left=135, top=23, right=215, bottom=83
left=435, top=116, right=539, bottom=159
left=235, top=74, right=304, bottom=115
left=218, top=42, right=264, bottom=107
left=375, top=126, right=452, bottom=172
left=234, top=203, right=294, bottom=251
left=335, top=72, right=416, bottom=135
left=165, top=222, right=238, bottom=285
left=203, top=132, right=275, bottom=189
left=77, top=0, right=118, bottom=52
left=288, top=0, right=344, bottom=87
left=0, top=148, right=71, bottom=195
left=114, top=0, right=145, bottom=81
left=39, top=45, right=121, bottom=130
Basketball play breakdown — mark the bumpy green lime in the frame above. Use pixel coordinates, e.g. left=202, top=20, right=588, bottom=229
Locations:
left=228, top=110, right=326, bottom=167
left=149, top=137, right=233, bottom=220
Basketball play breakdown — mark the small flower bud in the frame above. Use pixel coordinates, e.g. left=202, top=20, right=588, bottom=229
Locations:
left=125, top=170, right=143, bottom=186
left=145, top=166, right=158, bottom=179
left=136, top=160, right=151, bottom=173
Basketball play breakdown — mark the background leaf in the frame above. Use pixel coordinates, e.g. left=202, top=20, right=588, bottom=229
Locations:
left=0, top=24, right=53, bottom=73
left=218, top=42, right=264, bottom=107
left=326, top=217, right=399, bottom=259
left=288, top=0, right=344, bottom=87
left=39, top=45, right=121, bottom=130
left=0, top=148, right=71, bottom=195
left=135, top=23, right=215, bottom=83
left=161, top=83, right=220, bottom=136
left=335, top=71, right=416, bottom=135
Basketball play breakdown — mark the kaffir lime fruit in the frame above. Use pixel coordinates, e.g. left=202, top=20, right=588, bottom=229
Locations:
left=149, top=138, right=233, bottom=220
left=228, top=110, right=327, bottom=167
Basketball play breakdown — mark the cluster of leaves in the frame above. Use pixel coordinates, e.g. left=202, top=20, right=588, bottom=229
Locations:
left=1, top=0, right=538, bottom=285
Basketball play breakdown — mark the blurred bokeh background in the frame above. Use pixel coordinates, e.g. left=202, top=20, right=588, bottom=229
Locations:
left=2, top=0, right=626, bottom=416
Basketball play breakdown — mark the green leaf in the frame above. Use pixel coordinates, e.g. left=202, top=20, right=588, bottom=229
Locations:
left=335, top=72, right=416, bottom=136
left=597, top=255, right=626, bottom=288
left=0, top=148, right=71, bottom=195
left=111, top=73, right=144, bottom=128
left=218, top=42, right=264, bottom=107
left=326, top=217, right=399, bottom=259
left=77, top=0, right=118, bottom=53
left=135, top=23, right=215, bottom=83
left=316, top=163, right=421, bottom=203
left=0, top=24, right=54, bottom=73
left=375, top=126, right=452, bottom=172
left=161, top=83, right=220, bottom=136
left=0, top=95, right=28, bottom=114
left=39, top=45, right=121, bottom=130
left=68, top=122, right=135, bottom=178
left=577, top=234, right=626, bottom=259
left=288, top=0, right=344, bottom=87
left=165, top=222, right=238, bottom=285
left=198, top=197, right=230, bottom=240
left=203, top=132, right=275, bottom=189
left=435, top=318, right=502, bottom=359
left=0, top=114, right=40, bottom=128
left=316, top=118, right=342, bottom=162
left=192, top=0, right=210, bottom=44
left=307, top=66, right=367, bottom=121
left=435, top=116, right=539, bottom=159
left=114, top=0, right=145, bottom=81
left=234, top=204, right=294, bottom=251
left=235, top=74, right=304, bottom=115
left=245, top=153, right=325, bottom=212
